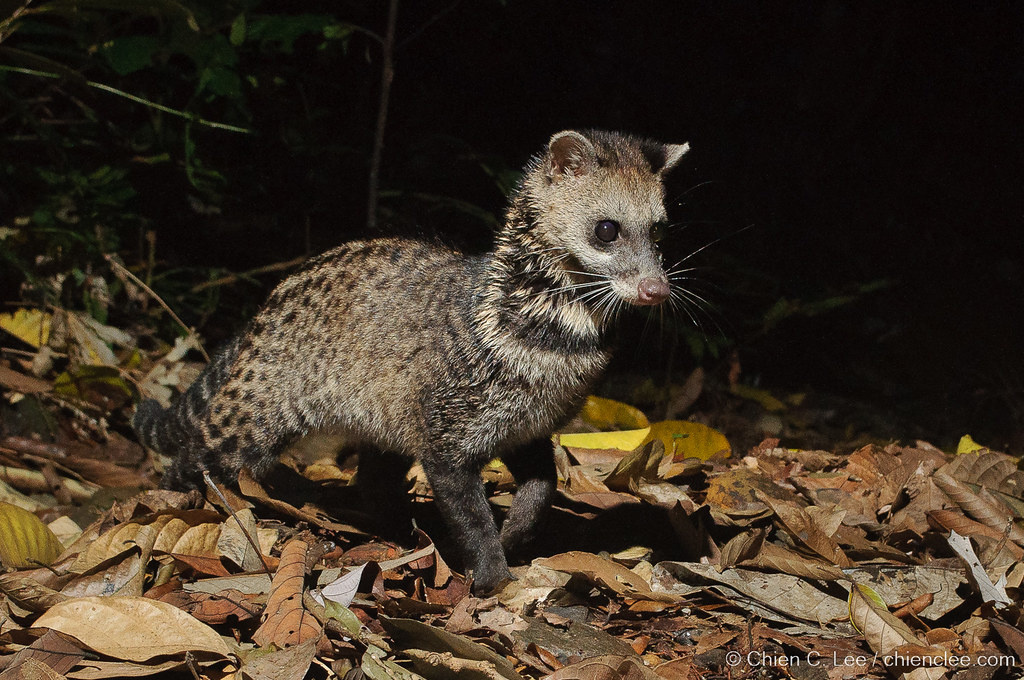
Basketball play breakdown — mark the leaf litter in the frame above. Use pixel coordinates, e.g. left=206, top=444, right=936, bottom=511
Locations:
left=1, top=299, right=1023, bottom=679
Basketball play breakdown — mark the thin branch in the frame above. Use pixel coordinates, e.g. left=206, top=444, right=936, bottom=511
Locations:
left=190, top=255, right=307, bottom=293
left=397, top=0, right=462, bottom=50
left=365, top=0, right=399, bottom=231
left=0, top=66, right=252, bottom=134
left=103, top=255, right=210, bottom=362
left=203, top=469, right=274, bottom=576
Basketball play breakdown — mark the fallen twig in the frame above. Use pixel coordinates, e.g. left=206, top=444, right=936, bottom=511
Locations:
left=189, top=255, right=307, bottom=293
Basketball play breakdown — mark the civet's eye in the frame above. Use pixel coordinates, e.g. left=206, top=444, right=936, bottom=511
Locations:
left=651, top=221, right=667, bottom=242
left=595, top=220, right=619, bottom=243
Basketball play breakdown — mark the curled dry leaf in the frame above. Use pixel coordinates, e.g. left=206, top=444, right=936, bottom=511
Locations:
left=0, top=573, right=70, bottom=612
left=759, top=494, right=854, bottom=568
left=252, top=538, right=322, bottom=649
left=535, top=551, right=676, bottom=603
left=849, top=583, right=948, bottom=678
left=719, top=529, right=847, bottom=580
left=33, top=596, right=232, bottom=662
left=932, top=472, right=1024, bottom=546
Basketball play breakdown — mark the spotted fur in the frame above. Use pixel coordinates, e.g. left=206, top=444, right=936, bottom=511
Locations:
left=134, top=129, right=688, bottom=592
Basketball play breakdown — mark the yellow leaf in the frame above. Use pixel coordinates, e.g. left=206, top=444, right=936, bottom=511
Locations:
left=957, top=434, right=985, bottom=454
left=579, top=396, right=650, bottom=430
left=0, top=501, right=63, bottom=567
left=560, top=427, right=651, bottom=452
left=0, top=308, right=51, bottom=349
left=560, top=420, right=730, bottom=462
left=649, top=421, right=731, bottom=461
left=730, top=384, right=786, bottom=411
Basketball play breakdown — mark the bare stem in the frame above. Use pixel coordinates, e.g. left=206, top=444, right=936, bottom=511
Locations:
left=103, top=254, right=210, bottom=362
left=366, top=0, right=399, bottom=231
left=0, top=65, right=251, bottom=134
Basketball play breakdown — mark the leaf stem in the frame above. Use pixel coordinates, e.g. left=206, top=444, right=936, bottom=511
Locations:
left=0, top=65, right=252, bottom=134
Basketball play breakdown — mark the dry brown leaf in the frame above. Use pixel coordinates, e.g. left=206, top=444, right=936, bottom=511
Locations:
left=543, top=654, right=661, bottom=680
left=59, top=553, right=144, bottom=598
left=167, top=553, right=231, bottom=577
left=157, top=588, right=262, bottom=625
left=0, top=573, right=69, bottom=613
left=70, top=522, right=145, bottom=574
left=759, top=494, right=854, bottom=567
left=932, top=472, right=1024, bottom=546
left=535, top=551, right=676, bottom=602
left=654, top=561, right=849, bottom=624
left=239, top=636, right=318, bottom=680
left=849, top=584, right=947, bottom=677
left=0, top=630, right=83, bottom=679
left=720, top=530, right=847, bottom=580
left=926, top=509, right=1024, bottom=559
left=252, top=538, right=322, bottom=649
left=34, top=596, right=232, bottom=662
left=237, top=468, right=363, bottom=534
left=168, top=522, right=222, bottom=557
left=0, top=658, right=67, bottom=680
left=216, top=508, right=262, bottom=572
left=64, top=659, right=184, bottom=680
left=0, top=365, right=51, bottom=394
left=704, top=468, right=786, bottom=522
left=942, top=450, right=1024, bottom=495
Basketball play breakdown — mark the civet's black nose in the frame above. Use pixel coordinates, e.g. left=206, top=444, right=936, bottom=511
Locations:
left=637, top=277, right=670, bottom=305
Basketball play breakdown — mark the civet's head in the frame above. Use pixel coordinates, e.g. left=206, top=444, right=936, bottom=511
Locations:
left=525, top=129, right=689, bottom=311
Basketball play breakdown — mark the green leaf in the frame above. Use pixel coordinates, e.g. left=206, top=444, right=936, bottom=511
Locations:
left=323, top=600, right=362, bottom=637
left=229, top=14, right=247, bottom=46
left=247, top=14, right=338, bottom=52
left=102, top=36, right=160, bottom=75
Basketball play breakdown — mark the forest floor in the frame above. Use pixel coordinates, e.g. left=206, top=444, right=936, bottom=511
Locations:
left=1, top=302, right=1023, bottom=680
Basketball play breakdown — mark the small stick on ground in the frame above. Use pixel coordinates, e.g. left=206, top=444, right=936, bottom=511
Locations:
left=203, top=469, right=274, bottom=576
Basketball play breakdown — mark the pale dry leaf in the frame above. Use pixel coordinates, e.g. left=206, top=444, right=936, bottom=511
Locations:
left=47, top=516, right=83, bottom=549
left=849, top=584, right=948, bottom=678
left=360, top=644, right=428, bottom=680
left=653, top=562, right=849, bottom=624
left=65, top=659, right=184, bottom=679
left=239, top=636, right=318, bottom=680
left=169, top=522, right=222, bottom=557
left=216, top=508, right=262, bottom=572
left=316, top=563, right=366, bottom=608
left=945, top=530, right=1013, bottom=609
left=34, top=596, right=232, bottom=662
left=70, top=522, right=144, bottom=574
left=59, top=553, right=144, bottom=598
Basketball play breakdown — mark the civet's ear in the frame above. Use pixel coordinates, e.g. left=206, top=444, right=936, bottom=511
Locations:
left=546, top=130, right=597, bottom=180
left=658, top=142, right=690, bottom=175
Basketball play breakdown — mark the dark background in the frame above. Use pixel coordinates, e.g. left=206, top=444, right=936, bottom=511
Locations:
left=2, top=2, right=1022, bottom=450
